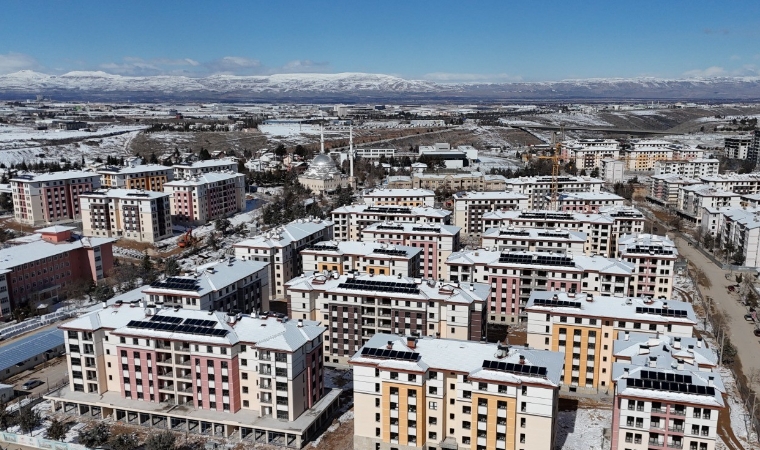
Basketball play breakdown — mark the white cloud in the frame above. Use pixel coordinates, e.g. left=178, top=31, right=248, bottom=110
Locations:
left=203, top=56, right=263, bottom=75
left=0, top=52, right=41, bottom=74
left=280, top=59, right=330, bottom=73
left=422, top=72, right=523, bottom=83
left=682, top=66, right=727, bottom=78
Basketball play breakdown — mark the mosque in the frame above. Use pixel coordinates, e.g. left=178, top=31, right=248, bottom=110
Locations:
left=298, top=126, right=356, bottom=195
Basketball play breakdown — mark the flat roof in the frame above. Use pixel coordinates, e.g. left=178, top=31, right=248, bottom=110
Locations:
left=363, top=188, right=434, bottom=197
left=81, top=188, right=170, bottom=200
left=363, top=221, right=460, bottom=236
left=97, top=164, right=172, bottom=175
left=11, top=170, right=97, bottom=183
left=302, top=241, right=420, bottom=259
left=164, top=172, right=242, bottom=186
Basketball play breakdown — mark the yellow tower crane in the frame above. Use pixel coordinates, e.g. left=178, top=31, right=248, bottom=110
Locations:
left=536, top=142, right=562, bottom=210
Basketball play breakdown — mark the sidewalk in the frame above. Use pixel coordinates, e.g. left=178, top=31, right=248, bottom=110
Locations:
left=674, top=235, right=760, bottom=393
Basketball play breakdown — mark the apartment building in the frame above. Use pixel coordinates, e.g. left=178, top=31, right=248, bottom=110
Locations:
left=142, top=258, right=270, bottom=313
left=624, top=140, right=705, bottom=172
left=50, top=306, right=339, bottom=448
left=285, top=273, right=489, bottom=364
left=601, top=158, right=625, bottom=184
left=750, top=129, right=760, bottom=165
left=356, top=148, right=396, bottom=159
left=80, top=189, right=172, bottom=243
left=724, top=135, right=752, bottom=160
left=562, top=140, right=620, bottom=170
left=452, top=191, right=531, bottom=237
left=481, top=207, right=646, bottom=257
left=233, top=219, right=334, bottom=300
left=698, top=173, right=760, bottom=195
left=555, top=192, right=626, bottom=213
left=653, top=159, right=719, bottom=179
left=362, top=188, right=435, bottom=207
left=648, top=175, right=701, bottom=207
left=300, top=241, right=421, bottom=278
left=172, top=158, right=238, bottom=179
left=98, top=164, right=173, bottom=192
left=361, top=221, right=461, bottom=280
left=503, top=176, right=603, bottom=209
left=331, top=205, right=452, bottom=241
left=611, top=365, right=724, bottom=450
left=447, top=251, right=634, bottom=323
left=676, top=185, right=741, bottom=224
left=712, top=208, right=760, bottom=266
left=11, top=171, right=101, bottom=225
left=525, top=291, right=698, bottom=392
left=163, top=172, right=245, bottom=225
left=350, top=334, right=565, bottom=450
left=613, top=332, right=717, bottom=374
left=0, top=226, right=114, bottom=315
left=480, top=227, right=587, bottom=255
left=617, top=234, right=678, bottom=299
left=410, top=172, right=508, bottom=191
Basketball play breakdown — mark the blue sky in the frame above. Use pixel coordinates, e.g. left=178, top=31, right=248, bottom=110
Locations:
left=1, top=0, right=758, bottom=82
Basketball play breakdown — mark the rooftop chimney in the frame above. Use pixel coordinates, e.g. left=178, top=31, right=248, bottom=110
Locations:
left=407, top=336, right=417, bottom=349
left=227, top=311, right=237, bottom=324
left=677, top=359, right=685, bottom=371
left=673, top=337, right=681, bottom=349
left=708, top=376, right=714, bottom=387
left=518, top=354, right=526, bottom=365
left=297, top=319, right=303, bottom=328
left=622, top=367, right=629, bottom=378
left=648, top=356, right=657, bottom=368
left=639, top=344, right=650, bottom=355
left=697, top=338, right=703, bottom=348
left=495, top=341, right=508, bottom=359
left=624, top=331, right=630, bottom=341
left=387, top=340, right=394, bottom=350
left=102, top=302, right=108, bottom=309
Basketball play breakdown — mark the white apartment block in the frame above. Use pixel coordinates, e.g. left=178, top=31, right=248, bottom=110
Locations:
left=613, top=332, right=717, bottom=374
left=11, top=171, right=101, bottom=225
left=285, top=273, right=489, bottom=365
left=624, top=140, right=705, bottom=172
left=80, top=189, right=172, bottom=243
left=409, top=172, right=508, bottom=192
left=601, top=158, right=625, bottom=184
left=350, top=334, right=565, bottom=450
left=481, top=207, right=646, bottom=258
left=712, top=208, right=760, bottom=266
left=142, top=257, right=270, bottom=313
left=234, top=219, right=334, bottom=301
left=562, top=139, right=620, bottom=170
left=172, top=158, right=238, bottom=179
left=356, top=148, right=396, bottom=159
left=617, top=234, right=678, bottom=299
left=698, top=173, right=760, bottom=195
left=723, top=135, right=752, bottom=159
left=362, top=188, right=435, bottom=207
left=163, top=172, right=245, bottom=225
left=452, top=191, right=531, bottom=237
left=654, top=159, right=719, bottom=179
left=676, top=185, right=741, bottom=224
left=525, top=291, right=698, bottom=392
left=361, top=221, right=461, bottom=281
left=481, top=227, right=587, bottom=255
left=504, top=176, right=603, bottom=209
left=555, top=192, right=626, bottom=213
left=300, top=241, right=421, bottom=278
left=446, top=251, right=635, bottom=322
left=648, top=175, right=701, bottom=207
left=331, top=205, right=452, bottom=241
left=51, top=305, right=337, bottom=448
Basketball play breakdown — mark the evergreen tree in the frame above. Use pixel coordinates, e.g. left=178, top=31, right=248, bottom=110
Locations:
left=198, top=148, right=211, bottom=161
left=45, top=419, right=69, bottom=441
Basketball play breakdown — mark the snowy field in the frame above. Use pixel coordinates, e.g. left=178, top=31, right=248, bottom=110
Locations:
left=258, top=123, right=321, bottom=139
left=538, top=112, right=614, bottom=127
left=555, top=404, right=612, bottom=450
left=0, top=123, right=145, bottom=149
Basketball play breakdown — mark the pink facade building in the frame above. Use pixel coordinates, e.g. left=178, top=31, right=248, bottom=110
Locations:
left=0, top=225, right=114, bottom=317
left=164, top=172, right=245, bottom=225
left=11, top=171, right=101, bottom=225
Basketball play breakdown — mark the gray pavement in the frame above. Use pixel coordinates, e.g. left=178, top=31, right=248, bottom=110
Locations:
left=674, top=235, right=760, bottom=393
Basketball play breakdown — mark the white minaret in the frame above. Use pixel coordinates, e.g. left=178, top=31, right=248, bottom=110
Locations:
left=320, top=124, right=325, bottom=154
left=349, top=125, right=354, bottom=178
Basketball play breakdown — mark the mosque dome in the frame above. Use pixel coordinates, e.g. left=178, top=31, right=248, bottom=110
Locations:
left=304, top=153, right=341, bottom=178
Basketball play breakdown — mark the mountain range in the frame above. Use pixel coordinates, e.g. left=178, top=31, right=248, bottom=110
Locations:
left=1, top=70, right=760, bottom=102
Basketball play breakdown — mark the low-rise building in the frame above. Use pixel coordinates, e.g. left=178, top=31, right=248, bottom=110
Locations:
left=98, top=164, right=173, bottom=192
left=452, top=191, right=531, bottom=237
left=555, top=192, right=626, bottom=213
left=11, top=171, right=101, bottom=225
left=654, top=159, right=720, bottom=179
left=617, top=234, right=678, bottom=299
left=331, top=205, right=452, bottom=241
left=163, top=172, right=245, bottom=225
left=411, top=172, right=507, bottom=191
left=285, top=273, right=489, bottom=364
left=526, top=291, right=698, bottom=392
left=300, top=241, right=421, bottom=278
left=50, top=305, right=339, bottom=448
left=385, top=176, right=412, bottom=189
left=361, top=221, right=461, bottom=280
left=481, top=227, right=587, bottom=255
left=0, top=226, right=114, bottom=315
left=142, top=257, right=270, bottom=313
left=233, top=219, right=334, bottom=300
left=350, top=333, right=565, bottom=450
left=447, top=251, right=635, bottom=323
left=172, top=158, right=238, bottom=179
left=362, top=188, right=435, bottom=207
left=80, top=189, right=172, bottom=242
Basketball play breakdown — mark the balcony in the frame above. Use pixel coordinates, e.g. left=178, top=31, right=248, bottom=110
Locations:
left=670, top=409, right=686, bottom=417
left=668, top=426, right=684, bottom=433
left=648, top=439, right=664, bottom=447
left=666, top=443, right=683, bottom=449
left=175, top=359, right=191, bottom=366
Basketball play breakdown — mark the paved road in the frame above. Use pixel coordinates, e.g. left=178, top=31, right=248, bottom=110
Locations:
left=516, top=124, right=673, bottom=135
left=674, top=236, right=760, bottom=392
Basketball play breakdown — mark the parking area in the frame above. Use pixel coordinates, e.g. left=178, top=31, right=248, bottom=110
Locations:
left=7, top=356, right=68, bottom=398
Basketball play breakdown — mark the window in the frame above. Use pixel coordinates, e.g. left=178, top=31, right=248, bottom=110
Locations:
left=428, top=416, right=437, bottom=425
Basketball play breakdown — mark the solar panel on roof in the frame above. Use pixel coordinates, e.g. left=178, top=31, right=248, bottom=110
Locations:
left=628, top=377, right=714, bottom=396
left=481, top=359, right=548, bottom=379
left=151, top=315, right=182, bottom=324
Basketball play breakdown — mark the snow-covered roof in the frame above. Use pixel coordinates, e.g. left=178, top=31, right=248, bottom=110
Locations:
left=618, top=233, right=677, bottom=257
left=446, top=250, right=634, bottom=275
left=81, top=188, right=170, bottom=200
left=331, top=204, right=452, bottom=218
left=525, top=291, right=698, bottom=325
left=97, top=164, right=172, bottom=175
left=613, top=364, right=724, bottom=408
left=557, top=192, right=625, bottom=202
left=350, top=333, right=564, bottom=387
left=142, top=258, right=268, bottom=297
left=173, top=158, right=237, bottom=169
left=11, top=170, right=96, bottom=183
left=482, top=226, right=587, bottom=243
left=301, top=241, right=420, bottom=259
left=164, top=171, right=242, bottom=186
left=453, top=191, right=529, bottom=201
left=233, top=219, right=333, bottom=250
left=363, top=221, right=460, bottom=236
left=613, top=331, right=718, bottom=371
left=363, top=188, right=434, bottom=197
left=0, top=234, right=114, bottom=270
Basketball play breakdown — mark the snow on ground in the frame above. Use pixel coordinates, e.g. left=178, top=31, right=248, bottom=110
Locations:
left=308, top=408, right=354, bottom=448
left=0, top=123, right=145, bottom=148
left=498, top=119, right=542, bottom=126
left=324, top=367, right=353, bottom=390
left=258, top=123, right=320, bottom=139
left=475, top=155, right=521, bottom=172
left=556, top=405, right=611, bottom=450
left=720, top=367, right=758, bottom=447
left=660, top=133, right=725, bottom=149
left=625, top=109, right=669, bottom=116
left=538, top=112, right=614, bottom=127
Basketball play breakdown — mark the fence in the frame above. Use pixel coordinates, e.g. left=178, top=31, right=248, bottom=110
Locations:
left=0, top=430, right=86, bottom=450
left=6, top=380, right=70, bottom=414
left=0, top=311, right=75, bottom=341
left=686, top=266, right=760, bottom=440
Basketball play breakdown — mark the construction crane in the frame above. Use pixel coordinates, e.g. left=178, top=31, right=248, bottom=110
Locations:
left=535, top=125, right=564, bottom=211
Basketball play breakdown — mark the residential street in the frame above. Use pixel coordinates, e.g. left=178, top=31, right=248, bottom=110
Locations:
left=673, top=235, right=760, bottom=393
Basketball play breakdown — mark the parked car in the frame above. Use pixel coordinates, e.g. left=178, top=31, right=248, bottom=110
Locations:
left=21, top=379, right=43, bottom=390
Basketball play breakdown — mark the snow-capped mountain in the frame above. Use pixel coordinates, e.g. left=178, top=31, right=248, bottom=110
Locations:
left=1, top=70, right=759, bottom=101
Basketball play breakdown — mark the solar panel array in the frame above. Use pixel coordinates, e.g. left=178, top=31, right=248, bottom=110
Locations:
left=412, top=226, right=439, bottom=232
left=533, top=298, right=582, bottom=309
left=519, top=212, right=574, bottom=220
left=498, top=230, right=530, bottom=236
left=498, top=253, right=575, bottom=267
left=635, top=307, right=689, bottom=318
left=152, top=278, right=199, bottom=291
left=537, top=231, right=570, bottom=238
left=127, top=320, right=228, bottom=337
left=627, top=377, right=715, bottom=396
left=184, top=318, right=217, bottom=328
left=482, top=360, right=548, bottom=377
left=337, top=278, right=420, bottom=294
left=360, top=347, right=420, bottom=361
left=308, top=244, right=339, bottom=251
left=366, top=207, right=413, bottom=214
left=628, top=245, right=675, bottom=255
left=150, top=315, right=183, bottom=324
left=374, top=248, right=409, bottom=256
left=377, top=225, right=404, bottom=231
left=639, top=370, right=693, bottom=384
